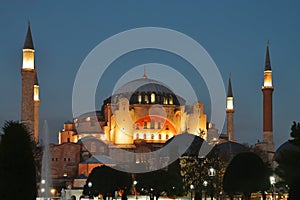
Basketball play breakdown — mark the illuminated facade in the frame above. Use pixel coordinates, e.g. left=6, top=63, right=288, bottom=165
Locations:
left=59, top=75, right=208, bottom=150
left=21, top=23, right=40, bottom=143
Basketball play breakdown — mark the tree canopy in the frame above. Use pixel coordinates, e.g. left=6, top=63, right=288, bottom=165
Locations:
left=0, top=121, right=37, bottom=200
left=223, top=152, right=270, bottom=199
left=83, top=165, right=132, bottom=199
left=275, top=121, right=300, bottom=199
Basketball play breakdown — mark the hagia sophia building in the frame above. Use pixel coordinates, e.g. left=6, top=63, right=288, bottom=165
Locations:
left=20, top=24, right=275, bottom=189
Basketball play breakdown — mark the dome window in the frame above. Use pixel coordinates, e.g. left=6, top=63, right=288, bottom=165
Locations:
left=151, top=93, right=156, bottom=103
left=144, top=94, right=149, bottom=104
left=163, top=96, right=168, bottom=104
left=169, top=95, right=173, bottom=105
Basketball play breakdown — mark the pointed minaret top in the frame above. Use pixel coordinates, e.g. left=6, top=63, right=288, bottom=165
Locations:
left=227, top=75, right=233, bottom=97
left=23, top=21, right=34, bottom=50
left=264, top=40, right=271, bottom=71
left=142, top=66, right=147, bottom=79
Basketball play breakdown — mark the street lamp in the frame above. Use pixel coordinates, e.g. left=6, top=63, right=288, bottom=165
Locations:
left=190, top=184, right=194, bottom=200
left=270, top=176, right=276, bottom=199
left=88, top=181, right=93, bottom=199
left=208, top=167, right=215, bottom=200
left=133, top=180, right=138, bottom=200
left=203, top=181, right=208, bottom=200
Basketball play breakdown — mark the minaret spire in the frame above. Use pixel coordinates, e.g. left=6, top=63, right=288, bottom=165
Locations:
left=226, top=74, right=234, bottom=141
left=265, top=40, right=271, bottom=71
left=227, top=74, right=233, bottom=97
left=23, top=21, right=34, bottom=50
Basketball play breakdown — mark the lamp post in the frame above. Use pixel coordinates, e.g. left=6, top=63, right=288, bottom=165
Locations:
left=269, top=176, right=276, bottom=200
left=88, top=181, right=93, bottom=199
left=208, top=167, right=215, bottom=200
left=133, top=180, right=138, bottom=200
left=190, top=184, right=194, bottom=200
left=203, top=181, right=208, bottom=200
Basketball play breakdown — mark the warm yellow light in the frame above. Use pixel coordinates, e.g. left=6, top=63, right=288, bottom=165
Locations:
left=138, top=94, right=142, bottom=103
left=145, top=95, right=149, bottom=104
left=51, top=188, right=56, bottom=195
left=151, top=93, right=155, bottom=103
left=22, top=49, right=35, bottom=70
left=263, top=71, right=272, bottom=87
left=226, top=97, right=233, bottom=110
left=169, top=96, right=173, bottom=105
left=34, top=85, right=39, bottom=101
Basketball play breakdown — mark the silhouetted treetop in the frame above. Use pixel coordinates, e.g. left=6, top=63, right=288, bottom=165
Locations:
left=291, top=121, right=300, bottom=139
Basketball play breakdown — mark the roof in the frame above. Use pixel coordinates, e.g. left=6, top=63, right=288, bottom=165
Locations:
left=80, top=155, right=119, bottom=165
left=109, top=77, right=185, bottom=106
left=209, top=141, right=248, bottom=162
left=275, top=139, right=300, bottom=164
left=23, top=22, right=34, bottom=50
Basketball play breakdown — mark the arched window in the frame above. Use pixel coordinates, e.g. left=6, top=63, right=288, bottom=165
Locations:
left=151, top=93, right=156, bottom=103
left=143, top=134, right=147, bottom=139
left=150, top=119, right=155, bottom=129
left=158, top=134, right=162, bottom=140
left=166, top=134, right=169, bottom=140
left=169, top=95, right=173, bottom=105
left=138, top=94, right=142, bottom=104
left=163, top=96, right=168, bottom=104
left=145, top=94, right=149, bottom=104
left=151, top=134, right=154, bottom=140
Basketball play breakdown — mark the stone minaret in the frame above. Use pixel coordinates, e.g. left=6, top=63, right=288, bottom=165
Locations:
left=21, top=22, right=39, bottom=143
left=262, top=41, right=274, bottom=159
left=34, top=73, right=40, bottom=143
left=226, top=76, right=234, bottom=141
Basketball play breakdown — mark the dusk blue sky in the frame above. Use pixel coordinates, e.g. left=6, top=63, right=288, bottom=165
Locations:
left=0, top=1, right=299, bottom=148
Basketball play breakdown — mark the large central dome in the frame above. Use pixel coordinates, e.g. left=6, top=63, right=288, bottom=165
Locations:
left=108, top=77, right=185, bottom=106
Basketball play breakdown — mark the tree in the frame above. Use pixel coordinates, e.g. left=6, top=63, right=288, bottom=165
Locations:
left=135, top=169, right=169, bottom=200
left=179, top=155, right=226, bottom=200
left=275, top=121, right=300, bottom=200
left=165, top=159, right=184, bottom=196
left=0, top=121, right=37, bottom=200
left=223, top=152, right=270, bottom=199
left=83, top=165, right=132, bottom=199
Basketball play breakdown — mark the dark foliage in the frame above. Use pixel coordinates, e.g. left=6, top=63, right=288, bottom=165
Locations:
left=83, top=165, right=132, bottom=199
left=135, top=162, right=184, bottom=199
left=0, top=121, right=37, bottom=200
left=223, top=152, right=270, bottom=199
left=275, top=122, right=300, bottom=199
left=135, top=169, right=168, bottom=199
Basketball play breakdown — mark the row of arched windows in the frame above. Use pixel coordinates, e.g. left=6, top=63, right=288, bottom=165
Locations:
left=134, top=133, right=169, bottom=140
left=130, top=92, right=177, bottom=105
